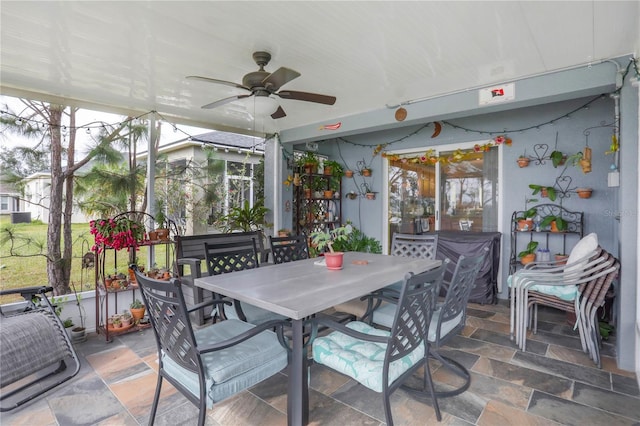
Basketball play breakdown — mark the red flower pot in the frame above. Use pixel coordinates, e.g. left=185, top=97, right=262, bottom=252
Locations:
left=324, top=252, right=344, bottom=270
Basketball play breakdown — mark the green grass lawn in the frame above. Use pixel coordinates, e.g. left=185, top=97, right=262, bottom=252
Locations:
left=0, top=217, right=171, bottom=303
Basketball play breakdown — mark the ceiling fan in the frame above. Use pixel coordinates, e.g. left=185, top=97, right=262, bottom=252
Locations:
left=187, top=51, right=336, bottom=119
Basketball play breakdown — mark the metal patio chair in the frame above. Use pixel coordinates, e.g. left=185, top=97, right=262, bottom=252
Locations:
left=204, top=238, right=287, bottom=324
left=364, top=247, right=488, bottom=397
left=134, top=270, right=288, bottom=426
left=269, top=234, right=310, bottom=264
left=311, top=263, right=447, bottom=425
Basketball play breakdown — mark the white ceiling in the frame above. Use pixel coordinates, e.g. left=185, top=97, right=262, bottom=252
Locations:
left=1, top=1, right=638, bottom=140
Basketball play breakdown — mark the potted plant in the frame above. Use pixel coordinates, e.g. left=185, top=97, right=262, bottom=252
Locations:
left=130, top=298, right=146, bottom=321
left=518, top=240, right=539, bottom=265
left=277, top=228, right=291, bottom=237
left=576, top=187, right=593, bottom=199
left=555, top=253, right=569, bottom=265
left=549, top=150, right=567, bottom=168
left=360, top=166, right=372, bottom=177
left=112, top=316, right=123, bottom=329
left=529, top=184, right=557, bottom=201
left=154, top=200, right=170, bottom=241
left=69, top=282, right=87, bottom=343
left=361, top=183, right=376, bottom=200
left=517, top=153, right=530, bottom=168
left=310, top=225, right=351, bottom=270
left=344, top=169, right=354, bottom=178
left=121, top=310, right=133, bottom=327
left=90, top=215, right=146, bottom=252
left=299, top=151, right=319, bottom=174
left=216, top=199, right=271, bottom=232
left=515, top=197, right=538, bottom=231
left=323, top=159, right=343, bottom=177
left=540, top=214, right=568, bottom=232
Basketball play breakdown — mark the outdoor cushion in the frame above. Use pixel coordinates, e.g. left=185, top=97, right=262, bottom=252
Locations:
left=371, top=303, right=463, bottom=341
left=312, top=321, right=424, bottom=393
left=565, top=232, right=598, bottom=278
left=507, top=274, right=578, bottom=301
left=223, top=302, right=288, bottom=325
left=161, top=318, right=287, bottom=407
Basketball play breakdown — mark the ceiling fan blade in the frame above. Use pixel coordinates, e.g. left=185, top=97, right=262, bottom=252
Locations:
left=271, top=106, right=287, bottom=119
left=276, top=90, right=336, bottom=105
left=262, top=67, right=301, bottom=91
left=187, top=75, right=250, bottom=91
left=201, top=94, right=252, bottom=109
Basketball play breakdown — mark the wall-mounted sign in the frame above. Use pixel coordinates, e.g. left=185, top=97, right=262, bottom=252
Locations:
left=479, top=82, right=515, bottom=105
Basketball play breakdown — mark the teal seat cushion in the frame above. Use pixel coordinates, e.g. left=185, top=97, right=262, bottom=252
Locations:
left=312, top=321, right=424, bottom=393
left=161, top=318, right=287, bottom=408
left=372, top=304, right=463, bottom=343
left=507, top=274, right=577, bottom=301
left=224, top=302, right=288, bottom=325
left=427, top=307, right=463, bottom=343
left=371, top=302, right=395, bottom=328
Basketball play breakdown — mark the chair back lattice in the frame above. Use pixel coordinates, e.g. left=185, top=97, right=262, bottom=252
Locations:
left=391, top=233, right=439, bottom=260
left=135, top=272, right=202, bottom=377
left=269, top=235, right=310, bottom=264
left=435, top=248, right=487, bottom=344
left=386, top=264, right=446, bottom=363
left=204, top=239, right=260, bottom=276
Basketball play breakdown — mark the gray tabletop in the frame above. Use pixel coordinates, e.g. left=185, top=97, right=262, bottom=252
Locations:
left=195, top=252, right=441, bottom=320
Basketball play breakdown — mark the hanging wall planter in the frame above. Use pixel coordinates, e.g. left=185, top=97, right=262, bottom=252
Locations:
left=517, top=156, right=530, bottom=168
left=576, top=188, right=593, bottom=199
left=344, top=170, right=354, bottom=178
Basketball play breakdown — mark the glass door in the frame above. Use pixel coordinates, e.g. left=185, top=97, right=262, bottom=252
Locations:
left=388, top=159, right=436, bottom=238
left=386, top=144, right=499, bottom=244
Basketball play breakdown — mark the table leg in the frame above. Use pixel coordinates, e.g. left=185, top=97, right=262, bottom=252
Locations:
left=288, top=318, right=308, bottom=426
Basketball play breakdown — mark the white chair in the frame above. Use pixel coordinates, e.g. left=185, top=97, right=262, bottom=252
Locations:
left=509, top=233, right=618, bottom=358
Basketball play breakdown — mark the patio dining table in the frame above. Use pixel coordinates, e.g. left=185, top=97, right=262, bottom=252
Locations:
left=195, top=251, right=441, bottom=426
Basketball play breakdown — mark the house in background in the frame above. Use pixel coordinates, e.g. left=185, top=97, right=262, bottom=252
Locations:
left=140, top=130, right=265, bottom=235
left=0, top=181, right=23, bottom=221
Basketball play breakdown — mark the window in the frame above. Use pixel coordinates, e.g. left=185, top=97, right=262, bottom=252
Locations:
left=387, top=142, right=499, bottom=242
left=1, top=196, right=8, bottom=211
left=225, top=161, right=253, bottom=214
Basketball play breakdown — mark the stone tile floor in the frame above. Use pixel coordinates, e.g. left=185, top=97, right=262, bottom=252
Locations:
left=2, top=300, right=638, bottom=425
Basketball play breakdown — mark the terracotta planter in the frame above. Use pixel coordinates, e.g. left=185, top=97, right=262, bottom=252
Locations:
left=361, top=169, right=372, bottom=177
left=555, top=254, right=569, bottom=265
left=130, top=307, right=145, bottom=321
left=520, top=253, right=536, bottom=265
left=550, top=220, right=560, bottom=233
left=576, top=188, right=592, bottom=199
left=344, top=170, right=354, bottom=178
left=541, top=188, right=548, bottom=198
left=323, top=166, right=333, bottom=176
left=517, top=158, right=530, bottom=168
left=304, top=188, right=312, bottom=199
left=366, top=192, right=376, bottom=200
left=324, top=190, right=334, bottom=199
left=156, top=228, right=169, bottom=241
left=148, top=230, right=158, bottom=241
left=517, top=219, right=534, bottom=231
left=324, top=252, right=344, bottom=270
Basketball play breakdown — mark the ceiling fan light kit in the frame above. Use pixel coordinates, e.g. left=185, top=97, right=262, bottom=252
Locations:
left=187, top=51, right=336, bottom=119
left=252, top=96, right=279, bottom=116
